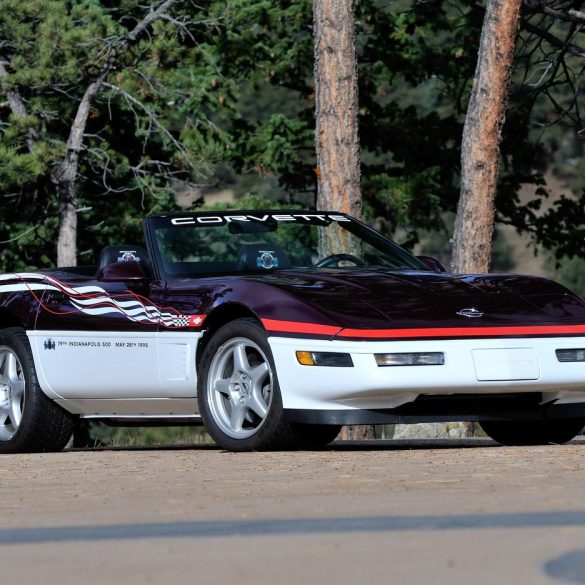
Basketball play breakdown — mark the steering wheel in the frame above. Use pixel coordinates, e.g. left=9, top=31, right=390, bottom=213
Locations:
left=314, top=253, right=366, bottom=268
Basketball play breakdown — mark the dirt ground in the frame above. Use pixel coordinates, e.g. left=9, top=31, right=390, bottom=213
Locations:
left=1, top=438, right=585, bottom=584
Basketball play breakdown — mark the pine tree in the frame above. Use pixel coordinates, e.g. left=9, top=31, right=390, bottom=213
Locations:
left=0, top=0, right=229, bottom=268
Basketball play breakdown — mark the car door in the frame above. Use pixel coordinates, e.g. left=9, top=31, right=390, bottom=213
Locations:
left=156, top=283, right=212, bottom=398
left=31, top=271, right=163, bottom=399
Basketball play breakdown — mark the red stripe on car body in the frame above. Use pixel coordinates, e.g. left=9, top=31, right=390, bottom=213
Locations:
left=261, top=318, right=342, bottom=336
left=261, top=319, right=585, bottom=339
left=337, top=324, right=585, bottom=339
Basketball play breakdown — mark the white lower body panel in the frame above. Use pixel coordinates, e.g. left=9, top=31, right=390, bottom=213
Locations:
left=268, top=335, right=585, bottom=411
left=28, top=330, right=200, bottom=401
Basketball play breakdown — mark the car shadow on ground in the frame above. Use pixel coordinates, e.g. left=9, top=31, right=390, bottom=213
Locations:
left=69, top=436, right=585, bottom=453
left=70, top=437, right=512, bottom=452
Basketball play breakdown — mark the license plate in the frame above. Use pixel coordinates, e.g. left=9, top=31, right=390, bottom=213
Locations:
left=472, top=348, right=540, bottom=381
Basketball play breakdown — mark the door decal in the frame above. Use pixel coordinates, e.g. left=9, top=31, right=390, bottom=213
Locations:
left=0, top=273, right=204, bottom=329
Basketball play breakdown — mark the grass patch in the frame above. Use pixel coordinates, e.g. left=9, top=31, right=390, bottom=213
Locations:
left=87, top=423, right=215, bottom=448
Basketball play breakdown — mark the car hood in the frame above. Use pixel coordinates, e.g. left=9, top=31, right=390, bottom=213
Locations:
left=245, top=269, right=585, bottom=330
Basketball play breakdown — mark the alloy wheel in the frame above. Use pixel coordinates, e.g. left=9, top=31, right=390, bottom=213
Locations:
left=207, top=337, right=273, bottom=439
left=0, top=346, right=25, bottom=441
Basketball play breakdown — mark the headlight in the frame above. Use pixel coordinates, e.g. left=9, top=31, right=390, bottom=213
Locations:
left=296, top=351, right=354, bottom=367
left=375, top=352, right=445, bottom=367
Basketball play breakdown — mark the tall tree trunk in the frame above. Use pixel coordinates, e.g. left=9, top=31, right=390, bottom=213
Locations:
left=446, top=0, right=521, bottom=439
left=53, top=79, right=103, bottom=266
left=314, top=0, right=361, bottom=219
left=451, top=0, right=522, bottom=273
left=314, top=0, right=371, bottom=441
left=56, top=193, right=78, bottom=268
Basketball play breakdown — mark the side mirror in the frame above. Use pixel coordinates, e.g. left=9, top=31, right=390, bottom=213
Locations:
left=97, top=260, right=149, bottom=282
left=417, top=255, right=447, bottom=273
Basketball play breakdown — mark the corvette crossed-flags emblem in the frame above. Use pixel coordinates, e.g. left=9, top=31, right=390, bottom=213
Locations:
left=167, top=315, right=205, bottom=327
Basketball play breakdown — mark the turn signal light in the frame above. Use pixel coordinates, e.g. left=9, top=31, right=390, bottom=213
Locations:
left=295, top=351, right=354, bottom=367
left=556, top=349, right=585, bottom=362
left=375, top=352, right=445, bottom=367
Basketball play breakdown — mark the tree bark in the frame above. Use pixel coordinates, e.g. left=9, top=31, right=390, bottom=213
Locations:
left=451, top=0, right=522, bottom=273
left=314, top=0, right=372, bottom=440
left=338, top=425, right=375, bottom=441
left=0, top=60, right=28, bottom=118
left=0, top=60, right=37, bottom=151
left=314, top=0, right=361, bottom=219
left=446, top=0, right=521, bottom=439
left=53, top=79, right=103, bottom=266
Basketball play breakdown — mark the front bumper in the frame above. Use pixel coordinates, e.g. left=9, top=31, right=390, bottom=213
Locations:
left=268, top=335, right=585, bottom=411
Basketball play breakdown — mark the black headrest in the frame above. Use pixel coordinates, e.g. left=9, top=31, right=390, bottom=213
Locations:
left=236, top=243, right=290, bottom=271
left=97, top=245, right=151, bottom=274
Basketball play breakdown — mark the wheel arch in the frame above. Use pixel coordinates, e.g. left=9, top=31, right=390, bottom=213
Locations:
left=196, top=303, right=264, bottom=372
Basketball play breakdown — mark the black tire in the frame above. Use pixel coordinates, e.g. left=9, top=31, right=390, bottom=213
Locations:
left=0, top=327, right=74, bottom=453
left=480, top=418, right=585, bottom=446
left=291, top=424, right=341, bottom=447
left=197, top=318, right=298, bottom=451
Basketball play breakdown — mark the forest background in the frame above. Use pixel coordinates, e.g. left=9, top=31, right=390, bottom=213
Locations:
left=1, top=0, right=584, bottom=291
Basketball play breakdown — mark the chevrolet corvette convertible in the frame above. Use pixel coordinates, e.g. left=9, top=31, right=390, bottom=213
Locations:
left=1, top=210, right=585, bottom=452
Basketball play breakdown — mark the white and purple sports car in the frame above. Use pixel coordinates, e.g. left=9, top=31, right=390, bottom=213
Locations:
left=1, top=210, right=585, bottom=452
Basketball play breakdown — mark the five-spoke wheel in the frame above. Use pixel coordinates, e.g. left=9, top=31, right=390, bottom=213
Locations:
left=207, top=336, right=273, bottom=440
left=198, top=318, right=298, bottom=451
left=0, top=346, right=25, bottom=441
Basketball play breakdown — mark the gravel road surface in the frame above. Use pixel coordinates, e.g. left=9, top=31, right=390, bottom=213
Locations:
left=1, top=438, right=585, bottom=584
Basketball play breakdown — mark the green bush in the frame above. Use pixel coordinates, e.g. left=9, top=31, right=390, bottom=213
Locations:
left=88, top=423, right=214, bottom=448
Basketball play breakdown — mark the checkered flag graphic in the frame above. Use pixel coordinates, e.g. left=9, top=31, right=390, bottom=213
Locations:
left=167, top=315, right=190, bottom=327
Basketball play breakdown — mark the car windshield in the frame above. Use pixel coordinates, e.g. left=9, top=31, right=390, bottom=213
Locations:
left=149, top=211, right=427, bottom=278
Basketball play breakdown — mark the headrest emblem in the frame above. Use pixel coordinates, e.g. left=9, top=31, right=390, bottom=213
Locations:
left=256, top=250, right=278, bottom=270
left=118, top=250, right=139, bottom=263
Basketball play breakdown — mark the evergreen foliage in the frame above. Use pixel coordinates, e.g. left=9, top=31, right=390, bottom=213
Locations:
left=1, top=0, right=584, bottom=269
left=0, top=0, right=230, bottom=269
left=217, top=0, right=585, bottom=254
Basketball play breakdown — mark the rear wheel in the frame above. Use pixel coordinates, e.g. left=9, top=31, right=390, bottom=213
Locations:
left=0, top=327, right=74, bottom=453
left=480, top=418, right=585, bottom=446
left=198, top=319, right=297, bottom=451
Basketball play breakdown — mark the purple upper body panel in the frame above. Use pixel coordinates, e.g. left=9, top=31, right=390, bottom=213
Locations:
left=1, top=210, right=585, bottom=341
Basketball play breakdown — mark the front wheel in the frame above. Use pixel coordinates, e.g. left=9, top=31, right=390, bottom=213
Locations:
left=480, top=418, right=585, bottom=446
left=198, top=319, right=297, bottom=451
